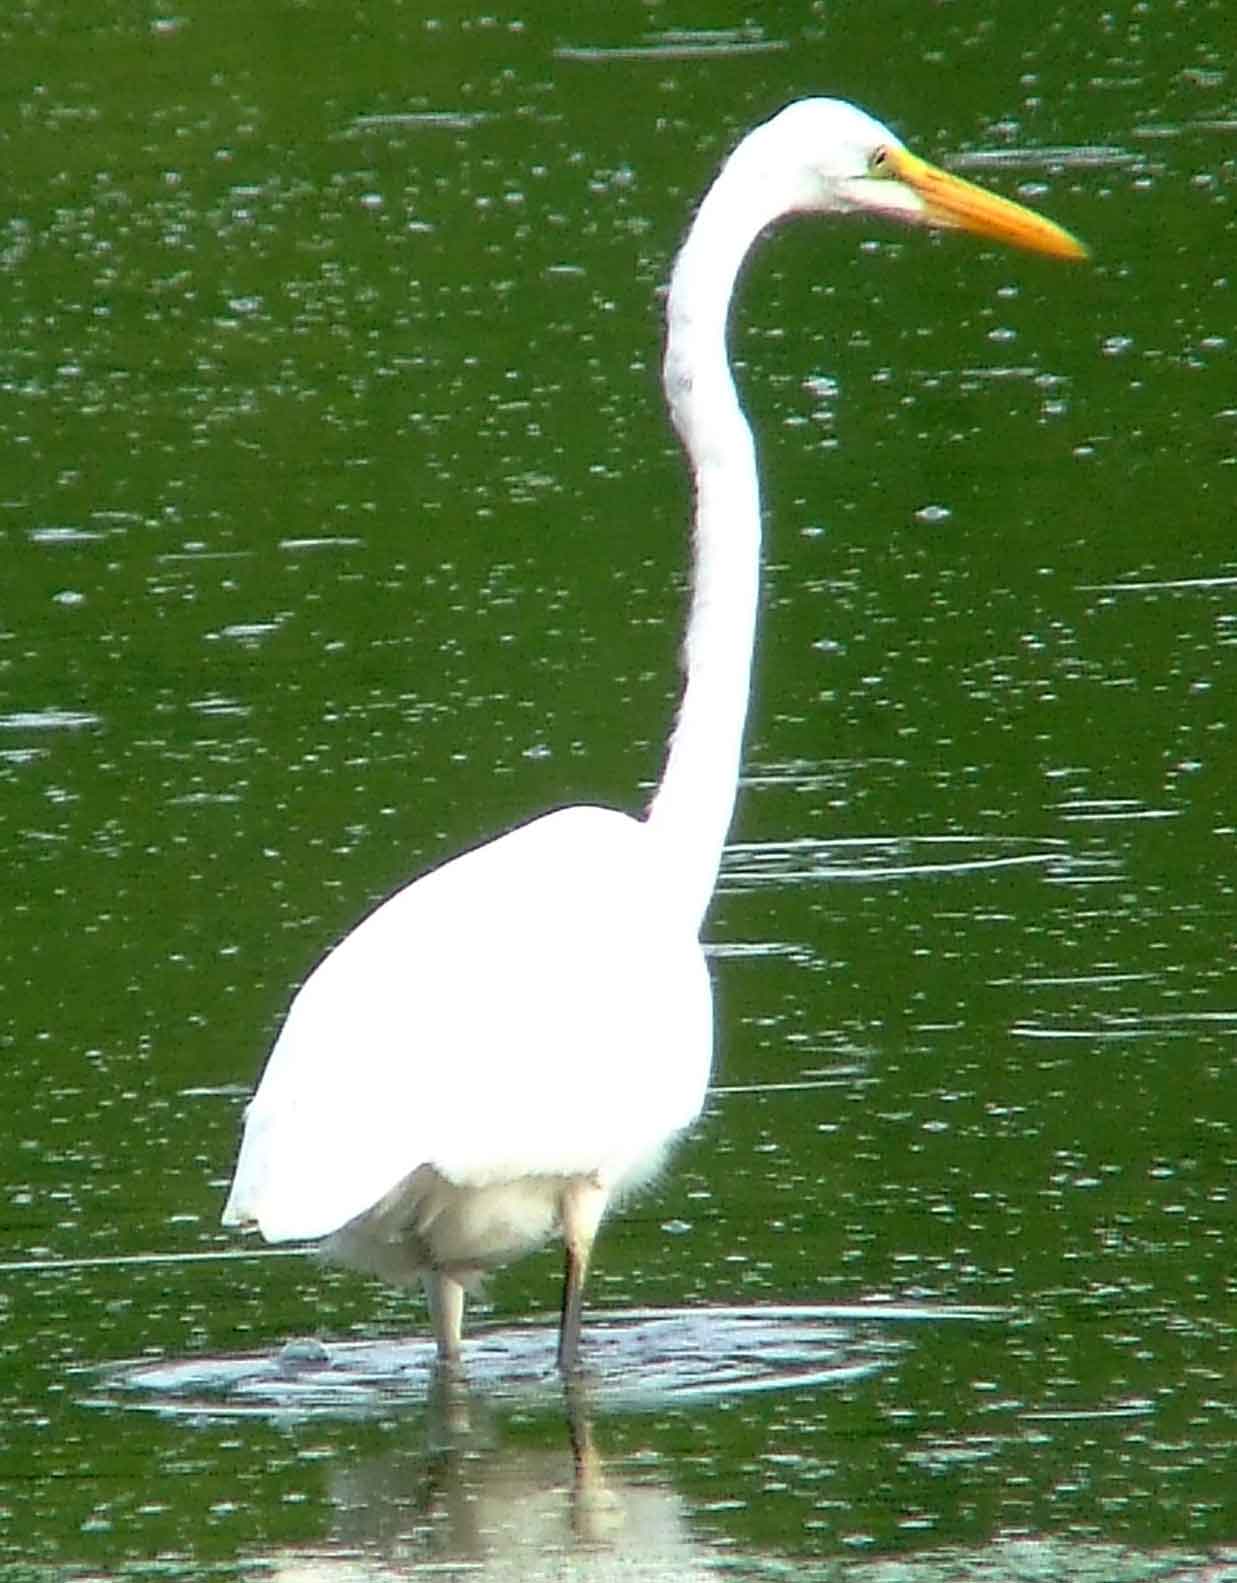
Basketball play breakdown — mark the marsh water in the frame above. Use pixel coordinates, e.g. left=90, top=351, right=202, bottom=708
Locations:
left=2, top=3, right=1233, bottom=1577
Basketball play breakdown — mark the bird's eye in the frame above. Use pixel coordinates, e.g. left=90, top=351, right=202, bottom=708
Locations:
left=868, top=145, right=893, bottom=178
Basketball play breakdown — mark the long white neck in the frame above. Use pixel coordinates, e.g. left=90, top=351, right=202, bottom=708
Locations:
left=645, top=138, right=797, bottom=931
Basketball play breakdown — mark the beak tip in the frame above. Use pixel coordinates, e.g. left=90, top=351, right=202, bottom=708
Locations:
left=1051, top=231, right=1091, bottom=264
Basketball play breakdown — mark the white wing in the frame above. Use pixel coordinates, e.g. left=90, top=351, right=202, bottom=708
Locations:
left=222, top=806, right=712, bottom=1242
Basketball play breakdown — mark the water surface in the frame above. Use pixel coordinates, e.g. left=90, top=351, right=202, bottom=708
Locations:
left=1, top=1, right=1233, bottom=1576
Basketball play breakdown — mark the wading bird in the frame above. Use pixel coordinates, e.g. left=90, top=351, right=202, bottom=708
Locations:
left=223, top=98, right=1086, bottom=1370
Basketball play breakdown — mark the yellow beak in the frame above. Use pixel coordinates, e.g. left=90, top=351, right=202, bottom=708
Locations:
left=887, top=145, right=1089, bottom=262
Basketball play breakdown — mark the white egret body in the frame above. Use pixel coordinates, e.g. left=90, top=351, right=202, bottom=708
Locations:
left=223, top=99, right=1086, bottom=1368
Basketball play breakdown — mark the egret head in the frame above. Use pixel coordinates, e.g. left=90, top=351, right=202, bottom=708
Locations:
left=741, top=98, right=1089, bottom=262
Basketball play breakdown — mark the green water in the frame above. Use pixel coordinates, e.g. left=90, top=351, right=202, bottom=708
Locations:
left=2, top=2, right=1233, bottom=1577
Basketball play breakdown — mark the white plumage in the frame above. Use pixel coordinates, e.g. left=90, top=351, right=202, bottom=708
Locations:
left=223, top=99, right=1086, bottom=1369
left=226, top=809, right=709, bottom=1248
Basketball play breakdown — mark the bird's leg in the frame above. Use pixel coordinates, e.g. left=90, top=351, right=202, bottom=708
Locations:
left=423, top=1270, right=465, bottom=1362
left=557, top=1177, right=608, bottom=1373
left=564, top=1372, right=622, bottom=1543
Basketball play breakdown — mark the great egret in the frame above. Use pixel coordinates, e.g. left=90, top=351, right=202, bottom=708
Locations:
left=222, top=98, right=1086, bottom=1370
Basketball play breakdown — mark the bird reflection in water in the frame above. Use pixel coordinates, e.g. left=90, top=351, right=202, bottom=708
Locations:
left=269, top=1371, right=711, bottom=1579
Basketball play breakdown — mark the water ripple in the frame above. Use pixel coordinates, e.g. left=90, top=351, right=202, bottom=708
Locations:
left=0, top=708, right=101, bottom=732
left=721, top=834, right=1065, bottom=889
left=81, top=1303, right=1008, bottom=1422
